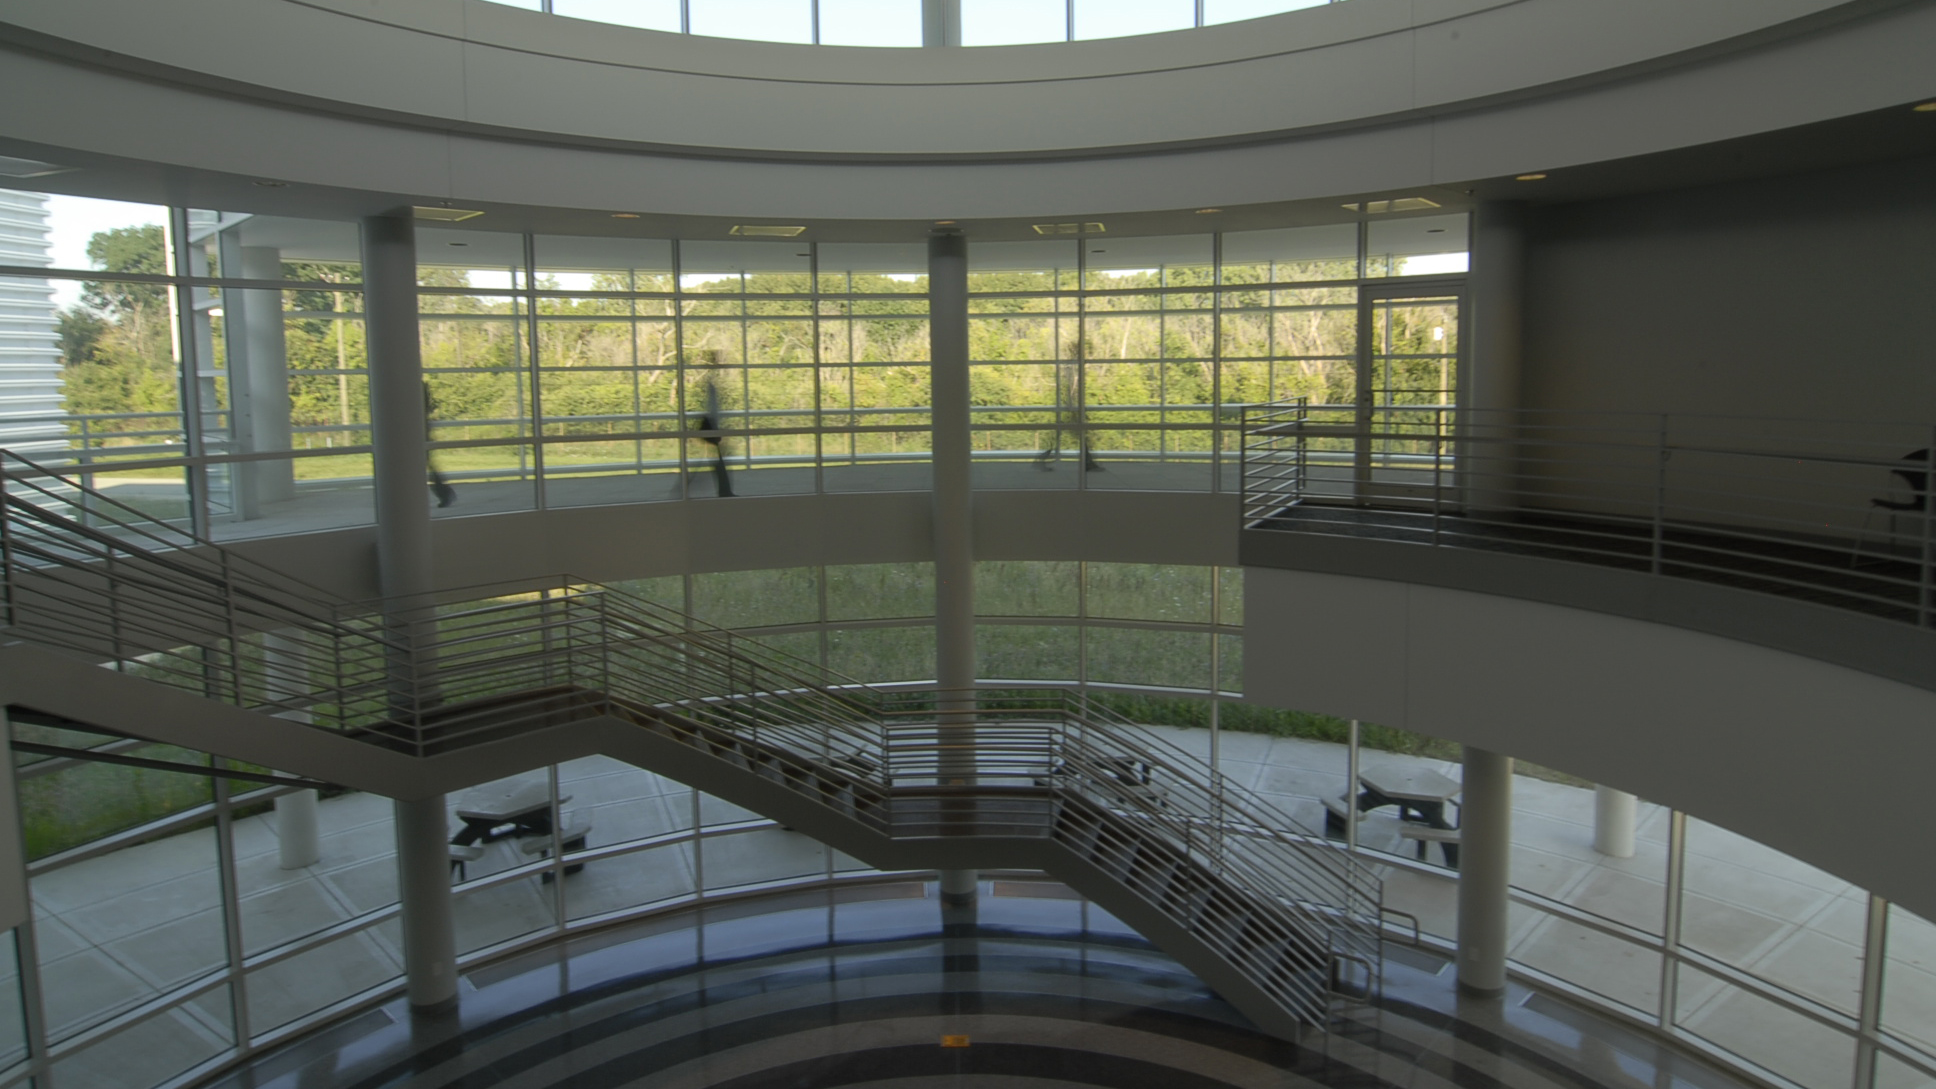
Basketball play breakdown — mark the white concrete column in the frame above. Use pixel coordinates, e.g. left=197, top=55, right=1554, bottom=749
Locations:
left=1464, top=201, right=1527, bottom=517
left=395, top=795, right=457, bottom=1011
left=262, top=632, right=323, bottom=869
left=1456, top=747, right=1513, bottom=998
left=1594, top=786, right=1637, bottom=858
left=363, top=213, right=456, bottom=1013
left=238, top=246, right=297, bottom=508
left=929, top=231, right=976, bottom=908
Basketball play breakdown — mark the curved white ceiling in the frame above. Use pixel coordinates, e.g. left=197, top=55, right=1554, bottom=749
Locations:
left=0, top=0, right=1928, bottom=220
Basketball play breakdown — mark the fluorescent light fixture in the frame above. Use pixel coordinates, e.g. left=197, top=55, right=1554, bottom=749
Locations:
left=730, top=225, right=807, bottom=237
left=1195, top=208, right=1223, bottom=214
left=610, top=212, right=641, bottom=219
left=0, top=155, right=73, bottom=179
left=1515, top=173, right=1548, bottom=181
left=1340, top=198, right=1441, bottom=214
left=1914, top=102, right=1936, bottom=112
left=1031, top=222, right=1105, bottom=235
left=412, top=206, right=485, bottom=222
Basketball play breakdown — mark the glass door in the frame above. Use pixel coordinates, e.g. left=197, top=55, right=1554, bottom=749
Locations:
left=1353, top=289, right=1462, bottom=505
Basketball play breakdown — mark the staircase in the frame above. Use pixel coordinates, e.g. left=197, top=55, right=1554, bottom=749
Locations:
left=0, top=450, right=1383, bottom=1042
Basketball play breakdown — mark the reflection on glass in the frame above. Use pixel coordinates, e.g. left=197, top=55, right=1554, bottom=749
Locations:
left=1075, top=0, right=1193, bottom=39
left=976, top=560, right=1079, bottom=615
left=1676, top=964, right=1855, bottom=1089
left=1883, top=904, right=1936, bottom=1059
left=819, top=0, right=923, bottom=45
left=962, top=0, right=1066, bottom=44
left=552, top=0, right=682, bottom=30
left=417, top=229, right=527, bottom=289
left=51, top=995, right=232, bottom=1089
left=692, top=568, right=819, bottom=628
left=0, top=933, right=24, bottom=1070
left=1366, top=213, right=1470, bottom=278
left=1222, top=223, right=1358, bottom=282
left=1085, top=627, right=1210, bottom=688
left=245, top=930, right=401, bottom=1035
left=977, top=623, right=1079, bottom=679
left=534, top=235, right=675, bottom=291
left=1682, top=816, right=1861, bottom=1016
left=1087, top=563, right=1211, bottom=622
left=826, top=562, right=935, bottom=620
left=828, top=625, right=936, bottom=681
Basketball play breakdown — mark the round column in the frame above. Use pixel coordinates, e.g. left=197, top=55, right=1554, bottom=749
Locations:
left=1594, top=786, right=1637, bottom=858
left=1456, top=746, right=1513, bottom=998
left=363, top=212, right=457, bottom=1014
left=929, top=230, right=976, bottom=909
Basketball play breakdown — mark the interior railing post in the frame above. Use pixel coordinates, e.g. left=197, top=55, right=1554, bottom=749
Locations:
left=106, top=544, right=125, bottom=669
left=1651, top=413, right=1668, bottom=575
left=1923, top=424, right=1934, bottom=627
left=221, top=550, right=243, bottom=704
left=0, top=465, right=14, bottom=630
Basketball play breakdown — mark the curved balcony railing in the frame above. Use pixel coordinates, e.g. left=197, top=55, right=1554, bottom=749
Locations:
left=1243, top=400, right=1936, bottom=629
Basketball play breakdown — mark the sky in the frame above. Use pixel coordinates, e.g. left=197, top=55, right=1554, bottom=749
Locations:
left=43, top=192, right=168, bottom=310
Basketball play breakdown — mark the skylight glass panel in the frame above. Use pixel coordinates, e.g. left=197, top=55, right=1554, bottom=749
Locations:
left=819, top=0, right=923, bottom=46
left=962, top=0, right=1066, bottom=45
left=552, top=0, right=682, bottom=31
left=1074, top=0, right=1192, bottom=40
left=688, top=0, right=813, bottom=43
left=1203, top=0, right=1330, bottom=26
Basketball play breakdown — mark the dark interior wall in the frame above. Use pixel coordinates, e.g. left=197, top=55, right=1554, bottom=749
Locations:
left=1521, top=153, right=1936, bottom=431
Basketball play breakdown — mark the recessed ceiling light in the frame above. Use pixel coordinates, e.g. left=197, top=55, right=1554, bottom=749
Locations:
left=730, top=225, right=807, bottom=237
left=1195, top=208, right=1223, bottom=214
left=610, top=212, right=641, bottom=219
left=413, top=206, right=485, bottom=222
left=934, top=220, right=958, bottom=226
left=1031, top=222, right=1105, bottom=235
left=1915, top=102, right=1936, bottom=112
left=0, top=154, right=73, bottom=179
left=1515, top=173, right=1548, bottom=181
left=1340, top=198, right=1441, bottom=214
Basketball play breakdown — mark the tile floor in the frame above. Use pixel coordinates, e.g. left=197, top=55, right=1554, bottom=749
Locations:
left=21, top=728, right=1936, bottom=1089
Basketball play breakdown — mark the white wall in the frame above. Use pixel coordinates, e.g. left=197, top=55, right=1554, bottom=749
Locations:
left=218, top=490, right=1242, bottom=602
left=1522, top=153, right=1936, bottom=427
left=1243, top=566, right=1936, bottom=923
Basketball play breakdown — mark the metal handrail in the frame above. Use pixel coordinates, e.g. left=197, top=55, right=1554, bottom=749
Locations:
left=0, top=447, right=1385, bottom=1032
left=1242, top=401, right=1936, bottom=628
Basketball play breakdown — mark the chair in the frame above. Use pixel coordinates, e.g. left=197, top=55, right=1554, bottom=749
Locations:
left=1853, top=449, right=1929, bottom=565
left=448, top=843, right=485, bottom=882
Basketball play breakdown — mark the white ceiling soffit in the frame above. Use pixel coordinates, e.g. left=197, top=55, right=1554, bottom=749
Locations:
left=0, top=0, right=1896, bottom=159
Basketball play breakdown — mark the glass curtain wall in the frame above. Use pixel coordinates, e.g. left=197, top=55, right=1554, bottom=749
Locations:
left=6, top=560, right=1936, bottom=1089
left=7, top=203, right=1466, bottom=544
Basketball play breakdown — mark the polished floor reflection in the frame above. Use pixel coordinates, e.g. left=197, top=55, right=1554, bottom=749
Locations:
left=203, top=879, right=1757, bottom=1089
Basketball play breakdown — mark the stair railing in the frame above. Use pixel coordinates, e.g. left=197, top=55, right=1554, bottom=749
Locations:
left=0, top=451, right=1384, bottom=1028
